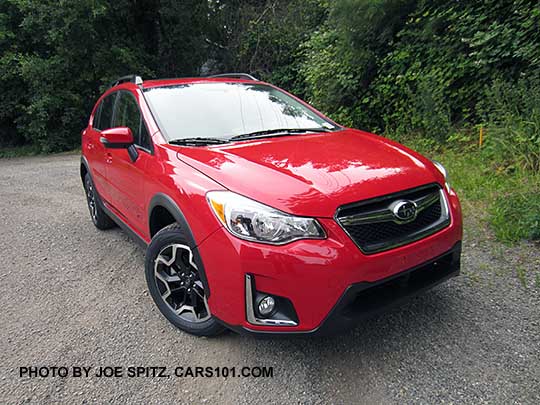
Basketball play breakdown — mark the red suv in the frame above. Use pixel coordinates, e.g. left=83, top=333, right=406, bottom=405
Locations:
left=81, top=74, right=462, bottom=336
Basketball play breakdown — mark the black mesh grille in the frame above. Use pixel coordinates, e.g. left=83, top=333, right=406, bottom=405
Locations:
left=336, top=184, right=449, bottom=254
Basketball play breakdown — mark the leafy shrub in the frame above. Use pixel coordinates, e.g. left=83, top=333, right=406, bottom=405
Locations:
left=2, top=0, right=539, bottom=152
left=0, top=0, right=209, bottom=152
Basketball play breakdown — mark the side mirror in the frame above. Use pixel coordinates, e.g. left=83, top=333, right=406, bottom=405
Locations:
left=100, top=127, right=134, bottom=149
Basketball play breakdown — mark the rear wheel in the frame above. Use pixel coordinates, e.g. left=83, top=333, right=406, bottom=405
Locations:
left=84, top=173, right=114, bottom=230
left=145, top=223, right=225, bottom=336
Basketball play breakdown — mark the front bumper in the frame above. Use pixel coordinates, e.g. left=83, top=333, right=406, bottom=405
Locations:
left=197, top=188, right=462, bottom=335
left=230, top=241, right=461, bottom=337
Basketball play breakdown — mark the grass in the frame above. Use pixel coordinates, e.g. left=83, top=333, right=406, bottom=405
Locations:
left=490, top=191, right=540, bottom=241
left=441, top=151, right=539, bottom=243
left=0, top=145, right=80, bottom=159
left=0, top=144, right=42, bottom=158
left=516, top=266, right=528, bottom=288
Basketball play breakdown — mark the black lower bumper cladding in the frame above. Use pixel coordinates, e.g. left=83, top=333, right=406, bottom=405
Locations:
left=229, top=241, right=462, bottom=337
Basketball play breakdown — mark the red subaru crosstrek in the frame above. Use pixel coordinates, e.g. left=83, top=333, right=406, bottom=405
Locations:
left=81, top=74, right=462, bottom=336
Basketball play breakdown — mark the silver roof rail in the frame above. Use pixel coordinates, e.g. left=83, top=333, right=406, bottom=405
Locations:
left=109, top=75, right=143, bottom=88
left=207, top=73, right=258, bottom=81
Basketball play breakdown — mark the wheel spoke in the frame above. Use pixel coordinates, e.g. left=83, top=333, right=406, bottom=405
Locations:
left=85, top=180, right=97, bottom=220
left=154, top=271, right=172, bottom=300
left=175, top=304, right=196, bottom=317
left=160, top=272, right=181, bottom=283
left=198, top=296, right=211, bottom=321
left=153, top=243, right=210, bottom=323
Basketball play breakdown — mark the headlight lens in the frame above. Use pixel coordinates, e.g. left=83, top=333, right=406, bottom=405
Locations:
left=432, top=160, right=451, bottom=191
left=206, top=191, right=326, bottom=244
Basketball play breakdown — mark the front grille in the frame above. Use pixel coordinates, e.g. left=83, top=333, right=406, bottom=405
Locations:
left=335, top=184, right=450, bottom=254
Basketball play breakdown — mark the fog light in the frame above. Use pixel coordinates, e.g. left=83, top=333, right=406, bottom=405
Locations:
left=258, top=296, right=275, bottom=316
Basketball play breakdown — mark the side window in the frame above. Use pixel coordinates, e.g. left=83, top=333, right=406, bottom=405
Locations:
left=94, top=93, right=116, bottom=131
left=113, top=92, right=151, bottom=150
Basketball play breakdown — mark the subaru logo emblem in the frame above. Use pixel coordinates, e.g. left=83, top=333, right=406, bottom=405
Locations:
left=390, top=200, right=418, bottom=223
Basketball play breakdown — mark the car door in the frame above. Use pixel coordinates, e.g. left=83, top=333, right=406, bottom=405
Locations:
left=106, top=90, right=154, bottom=236
left=85, top=92, right=117, bottom=203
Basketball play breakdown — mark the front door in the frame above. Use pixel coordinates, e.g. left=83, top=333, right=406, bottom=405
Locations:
left=106, top=90, right=154, bottom=236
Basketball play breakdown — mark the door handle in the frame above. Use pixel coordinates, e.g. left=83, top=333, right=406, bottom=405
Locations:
left=106, top=153, right=113, bottom=164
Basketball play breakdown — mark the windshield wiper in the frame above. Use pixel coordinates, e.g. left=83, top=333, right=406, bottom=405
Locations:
left=169, top=137, right=229, bottom=146
left=229, top=127, right=332, bottom=141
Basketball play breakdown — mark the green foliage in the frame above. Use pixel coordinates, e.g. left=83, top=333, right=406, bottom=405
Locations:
left=0, top=0, right=209, bottom=152
left=0, top=144, right=41, bottom=158
left=2, top=0, right=539, bottom=152
left=490, top=191, right=540, bottom=242
left=300, top=0, right=540, bottom=138
left=208, top=0, right=329, bottom=96
left=300, top=28, right=363, bottom=127
left=300, top=0, right=416, bottom=130
left=479, top=74, right=540, bottom=172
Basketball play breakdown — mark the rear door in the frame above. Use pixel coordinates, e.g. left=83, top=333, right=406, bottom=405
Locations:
left=85, top=92, right=117, bottom=203
left=106, top=90, right=154, bottom=236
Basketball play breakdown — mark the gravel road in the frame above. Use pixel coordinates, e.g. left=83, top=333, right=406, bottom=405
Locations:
left=1, top=154, right=539, bottom=404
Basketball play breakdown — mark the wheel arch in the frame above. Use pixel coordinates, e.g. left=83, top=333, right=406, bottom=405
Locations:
left=148, top=193, right=211, bottom=296
left=80, top=156, right=90, bottom=184
left=148, top=193, right=195, bottom=243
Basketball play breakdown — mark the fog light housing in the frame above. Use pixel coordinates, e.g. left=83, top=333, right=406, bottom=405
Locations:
left=245, top=274, right=298, bottom=326
left=258, top=296, right=275, bottom=317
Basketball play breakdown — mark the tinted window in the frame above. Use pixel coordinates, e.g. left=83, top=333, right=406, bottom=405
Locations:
left=143, top=83, right=336, bottom=140
left=94, top=93, right=116, bottom=131
left=92, top=103, right=102, bottom=129
left=113, top=92, right=151, bottom=150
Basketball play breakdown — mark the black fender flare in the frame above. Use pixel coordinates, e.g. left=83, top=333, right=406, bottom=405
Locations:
left=80, top=155, right=90, bottom=184
left=148, top=193, right=211, bottom=296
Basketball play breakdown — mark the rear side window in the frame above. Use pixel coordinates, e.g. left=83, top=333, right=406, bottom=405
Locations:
left=94, top=93, right=116, bottom=131
left=113, top=92, right=151, bottom=150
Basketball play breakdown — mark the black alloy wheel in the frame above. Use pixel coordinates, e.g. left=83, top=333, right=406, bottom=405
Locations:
left=145, top=223, right=225, bottom=336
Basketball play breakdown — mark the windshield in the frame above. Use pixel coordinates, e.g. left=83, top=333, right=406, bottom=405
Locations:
left=143, top=82, right=336, bottom=141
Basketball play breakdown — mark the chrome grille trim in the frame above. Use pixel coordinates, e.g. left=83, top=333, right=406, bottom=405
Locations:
left=339, top=188, right=441, bottom=226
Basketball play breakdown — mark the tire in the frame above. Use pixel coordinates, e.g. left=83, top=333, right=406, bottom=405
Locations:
left=84, top=173, right=115, bottom=230
left=145, top=223, right=225, bottom=336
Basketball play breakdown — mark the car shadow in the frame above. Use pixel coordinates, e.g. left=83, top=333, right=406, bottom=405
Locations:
left=219, top=282, right=470, bottom=359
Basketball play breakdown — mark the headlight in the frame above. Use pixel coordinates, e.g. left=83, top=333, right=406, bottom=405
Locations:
left=206, top=191, right=326, bottom=244
left=432, top=160, right=451, bottom=192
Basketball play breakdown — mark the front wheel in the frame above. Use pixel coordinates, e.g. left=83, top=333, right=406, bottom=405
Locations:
left=144, top=223, right=225, bottom=336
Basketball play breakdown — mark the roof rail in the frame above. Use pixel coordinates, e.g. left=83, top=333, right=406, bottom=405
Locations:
left=109, top=75, right=143, bottom=88
left=207, top=73, right=258, bottom=81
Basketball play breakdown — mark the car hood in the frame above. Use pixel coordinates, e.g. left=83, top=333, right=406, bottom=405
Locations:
left=174, top=129, right=443, bottom=218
